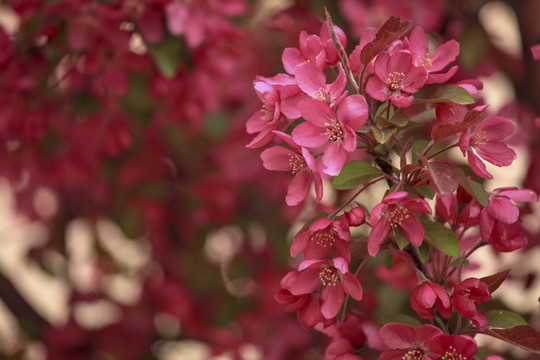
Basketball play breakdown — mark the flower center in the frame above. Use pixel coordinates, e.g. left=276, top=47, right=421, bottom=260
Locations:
left=471, top=130, right=488, bottom=147
left=319, top=267, right=339, bottom=287
left=441, top=346, right=467, bottom=360
left=389, top=206, right=410, bottom=227
left=261, top=103, right=272, bottom=121
left=312, top=87, right=331, bottom=103
left=461, top=288, right=475, bottom=303
left=401, top=348, right=425, bottom=360
left=311, top=231, right=336, bottom=248
left=325, top=121, right=344, bottom=142
left=387, top=72, right=405, bottom=91
left=418, top=55, right=433, bottom=70
left=288, top=153, right=306, bottom=175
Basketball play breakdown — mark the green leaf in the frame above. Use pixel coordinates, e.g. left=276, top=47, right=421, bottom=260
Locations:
left=449, top=258, right=469, bottom=268
left=147, top=36, right=182, bottom=79
left=410, top=108, right=436, bottom=123
left=473, top=347, right=494, bottom=360
left=415, top=185, right=435, bottom=199
left=332, top=161, right=382, bottom=190
left=413, top=84, right=475, bottom=105
left=394, top=227, right=409, bottom=250
left=384, top=250, right=393, bottom=270
left=418, top=242, right=430, bottom=263
left=389, top=113, right=409, bottom=127
left=421, top=220, right=460, bottom=257
left=370, top=125, right=396, bottom=144
left=411, top=140, right=429, bottom=164
left=486, top=310, right=528, bottom=329
left=454, top=168, right=489, bottom=206
left=380, top=314, right=422, bottom=327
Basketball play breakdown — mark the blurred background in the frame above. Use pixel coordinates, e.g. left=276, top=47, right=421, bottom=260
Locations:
left=0, top=0, right=539, bottom=359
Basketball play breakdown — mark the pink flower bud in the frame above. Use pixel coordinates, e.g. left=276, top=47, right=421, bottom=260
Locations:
left=344, top=206, right=366, bottom=227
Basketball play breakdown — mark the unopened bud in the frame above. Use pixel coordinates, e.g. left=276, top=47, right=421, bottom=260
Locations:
left=344, top=206, right=365, bottom=226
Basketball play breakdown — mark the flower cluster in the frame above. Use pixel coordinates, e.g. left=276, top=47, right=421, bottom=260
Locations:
left=250, top=10, right=540, bottom=360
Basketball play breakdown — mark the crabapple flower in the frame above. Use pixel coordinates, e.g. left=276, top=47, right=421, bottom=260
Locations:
left=459, top=116, right=517, bottom=179
left=246, top=76, right=282, bottom=148
left=291, top=217, right=351, bottom=261
left=282, top=31, right=326, bottom=75
left=293, top=94, right=368, bottom=176
left=319, top=21, right=348, bottom=67
left=289, top=257, right=363, bottom=319
left=451, top=278, right=491, bottom=329
left=343, top=206, right=366, bottom=227
left=436, top=193, right=458, bottom=225
left=320, top=314, right=366, bottom=360
left=366, top=51, right=427, bottom=107
left=480, top=215, right=528, bottom=252
left=367, top=191, right=432, bottom=257
left=408, top=27, right=459, bottom=84
left=485, top=187, right=538, bottom=225
left=435, top=80, right=483, bottom=124
left=378, top=323, right=443, bottom=360
left=479, top=187, right=538, bottom=252
left=260, top=131, right=323, bottom=206
left=427, top=334, right=478, bottom=360
left=411, top=281, right=453, bottom=319
left=295, top=62, right=347, bottom=108
left=275, top=270, right=325, bottom=329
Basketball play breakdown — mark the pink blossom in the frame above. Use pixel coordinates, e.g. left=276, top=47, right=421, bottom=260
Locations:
left=378, top=323, right=442, bottom=360
left=485, top=187, right=538, bottom=224
left=246, top=76, right=282, bottom=148
left=451, top=278, right=491, bottom=329
left=407, top=27, right=459, bottom=84
left=427, top=334, right=478, bottom=360
left=459, top=116, right=517, bottom=179
left=366, top=51, right=427, bottom=108
left=435, top=80, right=483, bottom=124
left=289, top=258, right=363, bottom=320
left=260, top=131, right=323, bottom=206
left=319, top=22, right=348, bottom=67
left=367, top=191, right=432, bottom=257
left=531, top=44, right=540, bottom=60
left=293, top=94, right=368, bottom=176
left=410, top=281, right=453, bottom=319
left=295, top=62, right=348, bottom=108
left=282, top=31, right=326, bottom=75
left=480, top=214, right=528, bottom=252
left=343, top=206, right=366, bottom=227
left=290, top=217, right=351, bottom=261
left=275, top=270, right=325, bottom=329
left=320, top=314, right=366, bottom=360
left=435, top=193, right=458, bottom=225
left=479, top=187, right=537, bottom=251
left=349, top=28, right=377, bottom=77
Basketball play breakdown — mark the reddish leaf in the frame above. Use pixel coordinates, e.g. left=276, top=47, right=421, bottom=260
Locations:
left=480, top=269, right=511, bottom=294
left=462, top=109, right=486, bottom=128
left=428, top=162, right=458, bottom=193
left=483, top=326, right=540, bottom=354
left=402, top=164, right=423, bottom=175
left=418, top=155, right=457, bottom=193
left=431, top=123, right=467, bottom=142
left=431, top=110, right=486, bottom=143
left=360, top=16, right=413, bottom=65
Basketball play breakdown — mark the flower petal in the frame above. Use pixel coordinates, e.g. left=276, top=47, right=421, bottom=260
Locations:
left=341, top=272, right=363, bottom=301
left=321, top=285, right=345, bottom=319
